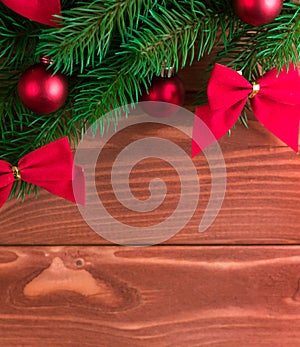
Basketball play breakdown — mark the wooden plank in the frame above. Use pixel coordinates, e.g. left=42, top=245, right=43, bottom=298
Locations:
left=0, top=120, right=299, bottom=245
left=1, top=246, right=300, bottom=346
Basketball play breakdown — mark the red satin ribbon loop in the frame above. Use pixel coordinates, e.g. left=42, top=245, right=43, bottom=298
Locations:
left=192, top=64, right=300, bottom=156
left=0, top=137, right=85, bottom=208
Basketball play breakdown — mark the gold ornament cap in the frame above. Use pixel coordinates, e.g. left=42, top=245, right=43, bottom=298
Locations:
left=160, top=60, right=175, bottom=78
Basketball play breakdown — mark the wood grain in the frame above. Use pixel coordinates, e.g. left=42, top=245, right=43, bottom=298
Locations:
left=0, top=119, right=299, bottom=245
left=1, top=246, right=300, bottom=346
left=1, top=48, right=300, bottom=346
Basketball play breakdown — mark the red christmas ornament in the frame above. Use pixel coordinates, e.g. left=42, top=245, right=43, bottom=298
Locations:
left=18, top=61, right=68, bottom=114
left=1, top=0, right=61, bottom=27
left=232, top=0, right=283, bottom=26
left=140, top=73, right=185, bottom=117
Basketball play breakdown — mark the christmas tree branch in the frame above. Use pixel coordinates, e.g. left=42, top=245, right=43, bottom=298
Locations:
left=37, top=0, right=165, bottom=74
left=216, top=2, right=300, bottom=76
left=0, top=5, right=39, bottom=69
left=72, top=1, right=239, bottom=130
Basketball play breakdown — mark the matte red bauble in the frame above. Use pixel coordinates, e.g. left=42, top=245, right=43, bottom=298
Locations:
left=18, top=63, right=68, bottom=114
left=140, top=75, right=185, bottom=117
left=232, top=0, right=283, bottom=26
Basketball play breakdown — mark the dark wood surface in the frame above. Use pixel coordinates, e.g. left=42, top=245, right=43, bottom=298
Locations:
left=0, top=120, right=299, bottom=245
left=0, top=59, right=300, bottom=346
left=1, top=246, right=300, bottom=347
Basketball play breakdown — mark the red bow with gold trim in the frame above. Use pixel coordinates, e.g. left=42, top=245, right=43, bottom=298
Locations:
left=192, top=64, right=300, bottom=156
left=0, top=137, right=85, bottom=207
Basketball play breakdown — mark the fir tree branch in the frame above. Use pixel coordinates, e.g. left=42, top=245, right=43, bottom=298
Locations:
left=0, top=5, right=39, bottom=69
left=72, top=1, right=239, bottom=131
left=37, top=0, right=164, bottom=74
left=216, top=2, right=300, bottom=76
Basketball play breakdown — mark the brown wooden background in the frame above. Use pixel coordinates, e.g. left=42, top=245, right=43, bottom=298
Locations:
left=0, top=59, right=300, bottom=346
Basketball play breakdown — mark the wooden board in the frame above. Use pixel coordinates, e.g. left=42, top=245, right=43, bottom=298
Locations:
left=0, top=120, right=299, bottom=245
left=1, top=246, right=300, bottom=346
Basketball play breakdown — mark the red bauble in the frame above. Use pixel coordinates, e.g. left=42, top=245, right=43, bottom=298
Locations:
left=17, top=63, right=68, bottom=114
left=140, top=75, right=185, bottom=117
left=232, top=0, right=283, bottom=26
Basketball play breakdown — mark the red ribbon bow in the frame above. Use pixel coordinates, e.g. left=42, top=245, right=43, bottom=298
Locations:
left=0, top=137, right=85, bottom=208
left=1, top=0, right=61, bottom=27
left=192, top=64, right=300, bottom=156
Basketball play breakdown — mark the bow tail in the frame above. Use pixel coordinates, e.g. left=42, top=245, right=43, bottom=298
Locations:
left=72, top=165, right=86, bottom=205
left=0, top=160, right=15, bottom=208
left=192, top=100, right=246, bottom=156
left=0, top=183, right=13, bottom=208
left=23, top=165, right=85, bottom=205
left=252, top=98, right=300, bottom=152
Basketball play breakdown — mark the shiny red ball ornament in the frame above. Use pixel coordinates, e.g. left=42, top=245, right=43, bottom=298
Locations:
left=140, top=75, right=185, bottom=117
left=17, top=63, right=68, bottom=114
left=232, top=0, right=283, bottom=26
